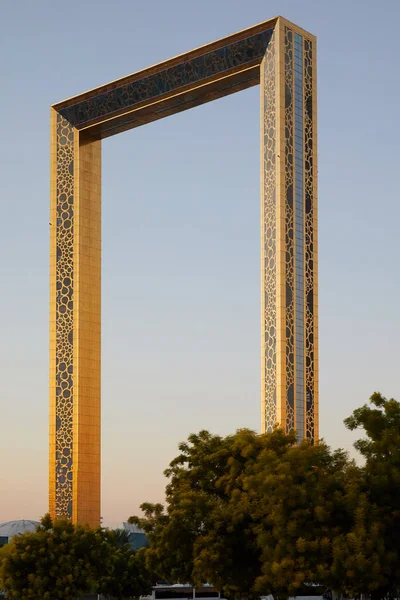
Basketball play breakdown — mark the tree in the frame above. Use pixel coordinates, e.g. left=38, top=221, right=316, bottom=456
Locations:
left=334, top=392, right=400, bottom=600
left=190, top=429, right=297, bottom=599
left=97, top=543, right=152, bottom=600
left=130, top=428, right=273, bottom=598
left=131, top=428, right=354, bottom=600
left=329, top=491, right=390, bottom=600
left=0, top=515, right=108, bottom=600
left=0, top=515, right=153, bottom=600
left=109, top=527, right=131, bottom=548
left=248, top=436, right=354, bottom=599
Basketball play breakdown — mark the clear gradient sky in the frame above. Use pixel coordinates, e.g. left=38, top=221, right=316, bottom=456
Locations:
left=1, top=0, right=399, bottom=528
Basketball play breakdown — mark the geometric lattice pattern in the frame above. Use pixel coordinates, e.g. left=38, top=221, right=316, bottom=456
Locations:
left=50, top=16, right=318, bottom=527
left=55, top=114, right=74, bottom=518
left=58, top=32, right=273, bottom=129
left=261, top=30, right=277, bottom=434
left=304, top=38, right=316, bottom=441
left=278, top=23, right=318, bottom=441
left=284, top=27, right=296, bottom=434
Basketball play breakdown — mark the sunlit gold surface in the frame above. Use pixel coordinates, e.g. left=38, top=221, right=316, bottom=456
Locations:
left=50, top=16, right=318, bottom=527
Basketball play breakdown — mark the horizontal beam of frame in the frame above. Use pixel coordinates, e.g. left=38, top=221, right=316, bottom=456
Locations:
left=81, top=66, right=260, bottom=140
left=52, top=18, right=278, bottom=139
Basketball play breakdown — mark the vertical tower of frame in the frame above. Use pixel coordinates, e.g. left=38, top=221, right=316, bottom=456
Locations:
left=50, top=112, right=101, bottom=527
left=261, top=17, right=318, bottom=441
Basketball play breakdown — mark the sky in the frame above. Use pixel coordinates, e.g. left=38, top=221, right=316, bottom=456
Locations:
left=0, top=0, right=399, bottom=528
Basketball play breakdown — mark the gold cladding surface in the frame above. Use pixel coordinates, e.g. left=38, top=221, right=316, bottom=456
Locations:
left=274, top=18, right=287, bottom=430
left=73, top=135, right=101, bottom=527
left=49, top=16, right=318, bottom=527
left=284, top=27, right=295, bottom=433
left=53, top=113, right=75, bottom=519
left=261, top=29, right=278, bottom=433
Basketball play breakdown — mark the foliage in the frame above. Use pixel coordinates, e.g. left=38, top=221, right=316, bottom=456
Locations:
left=130, top=428, right=273, bottom=597
left=0, top=515, right=108, bottom=600
left=0, top=515, right=152, bottom=600
left=108, top=527, right=131, bottom=549
left=334, top=392, right=400, bottom=600
left=97, top=542, right=152, bottom=600
left=2, top=393, right=399, bottom=600
left=131, top=393, right=400, bottom=600
left=131, top=428, right=352, bottom=599
left=249, top=437, right=352, bottom=599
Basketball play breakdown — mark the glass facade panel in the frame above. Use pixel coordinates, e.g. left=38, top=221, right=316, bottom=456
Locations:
left=294, top=33, right=304, bottom=440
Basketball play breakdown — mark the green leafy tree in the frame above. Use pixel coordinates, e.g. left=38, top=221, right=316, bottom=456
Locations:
left=130, top=428, right=273, bottom=598
left=190, top=429, right=297, bottom=599
left=110, top=527, right=131, bottom=548
left=332, top=392, right=400, bottom=600
left=0, top=515, right=109, bottom=600
left=97, top=544, right=152, bottom=600
left=131, top=428, right=352, bottom=600
left=249, top=437, right=353, bottom=599
left=330, top=492, right=389, bottom=600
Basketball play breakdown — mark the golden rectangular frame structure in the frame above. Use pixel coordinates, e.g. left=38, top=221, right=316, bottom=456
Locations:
left=50, top=16, right=318, bottom=526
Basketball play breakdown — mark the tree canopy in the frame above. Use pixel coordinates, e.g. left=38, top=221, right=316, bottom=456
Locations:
left=0, top=516, right=107, bottom=600
left=131, top=428, right=352, bottom=599
left=1, top=393, right=399, bottom=600
left=97, top=543, right=151, bottom=600
left=131, top=393, right=400, bottom=600
left=337, top=392, right=400, bottom=600
left=0, top=516, right=151, bottom=600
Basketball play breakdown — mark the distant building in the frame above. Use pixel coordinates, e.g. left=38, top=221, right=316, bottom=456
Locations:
left=122, top=521, right=148, bottom=551
left=0, top=520, right=40, bottom=546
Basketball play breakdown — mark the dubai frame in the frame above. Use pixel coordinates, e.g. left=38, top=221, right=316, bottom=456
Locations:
left=50, top=16, right=318, bottom=527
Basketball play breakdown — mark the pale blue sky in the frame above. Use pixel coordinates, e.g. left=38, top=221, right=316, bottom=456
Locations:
left=1, top=0, right=399, bottom=527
